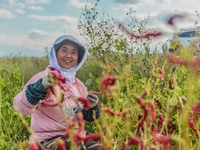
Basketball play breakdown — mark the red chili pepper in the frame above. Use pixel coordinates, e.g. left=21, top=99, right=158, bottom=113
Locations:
left=192, top=102, right=200, bottom=116
left=49, top=66, right=56, bottom=71
left=77, top=97, right=91, bottom=110
left=51, top=88, right=55, bottom=95
left=155, top=134, right=172, bottom=144
left=127, top=136, right=143, bottom=146
left=190, top=57, right=200, bottom=66
left=158, top=114, right=164, bottom=130
left=49, top=67, right=66, bottom=83
left=188, top=113, right=199, bottom=138
left=168, top=77, right=174, bottom=90
left=77, top=112, right=84, bottom=133
left=142, top=32, right=162, bottom=38
left=116, top=111, right=126, bottom=118
left=167, top=14, right=186, bottom=26
left=117, top=22, right=162, bottom=39
left=120, top=142, right=125, bottom=150
left=167, top=118, right=177, bottom=133
left=75, top=133, right=102, bottom=142
left=137, top=90, right=147, bottom=101
left=41, top=68, right=66, bottom=107
left=138, top=114, right=143, bottom=121
left=136, top=91, right=148, bottom=134
left=58, top=81, right=66, bottom=91
left=136, top=90, right=147, bottom=105
left=152, top=129, right=172, bottom=144
left=64, top=123, right=75, bottom=137
left=143, top=32, right=162, bottom=38
left=52, top=70, right=66, bottom=84
left=166, top=52, right=188, bottom=66
left=155, top=100, right=162, bottom=109
left=105, top=108, right=115, bottom=116
left=136, top=103, right=148, bottom=134
left=90, top=91, right=103, bottom=95
left=28, top=143, right=39, bottom=150
left=100, top=76, right=116, bottom=92
left=158, top=69, right=164, bottom=78
left=104, top=108, right=126, bottom=118
left=148, top=101, right=156, bottom=123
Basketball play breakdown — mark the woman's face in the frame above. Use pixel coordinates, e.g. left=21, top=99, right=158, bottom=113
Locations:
left=56, top=42, right=78, bottom=69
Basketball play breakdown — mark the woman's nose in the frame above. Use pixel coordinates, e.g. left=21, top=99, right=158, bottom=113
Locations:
left=65, top=51, right=72, bottom=57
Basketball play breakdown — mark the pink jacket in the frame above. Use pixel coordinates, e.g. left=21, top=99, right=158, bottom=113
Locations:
left=13, top=68, right=88, bottom=142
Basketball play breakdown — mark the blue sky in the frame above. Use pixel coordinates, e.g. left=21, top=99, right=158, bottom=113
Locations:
left=0, top=0, right=199, bottom=57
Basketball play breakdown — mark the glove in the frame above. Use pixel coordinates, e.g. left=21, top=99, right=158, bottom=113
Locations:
left=87, top=94, right=99, bottom=108
left=41, top=74, right=52, bottom=89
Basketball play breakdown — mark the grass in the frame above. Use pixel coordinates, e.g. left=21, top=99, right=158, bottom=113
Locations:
left=1, top=48, right=200, bottom=149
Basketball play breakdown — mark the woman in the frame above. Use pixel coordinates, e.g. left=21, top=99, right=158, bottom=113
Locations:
left=13, top=35, right=104, bottom=150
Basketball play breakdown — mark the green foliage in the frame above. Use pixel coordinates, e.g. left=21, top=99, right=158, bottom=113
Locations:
left=77, top=56, right=102, bottom=92
left=1, top=45, right=200, bottom=150
left=0, top=55, right=49, bottom=83
left=170, top=41, right=177, bottom=50
left=1, top=0, right=200, bottom=149
left=0, top=62, right=30, bottom=150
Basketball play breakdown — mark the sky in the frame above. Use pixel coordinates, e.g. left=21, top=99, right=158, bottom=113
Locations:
left=0, top=0, right=199, bottom=57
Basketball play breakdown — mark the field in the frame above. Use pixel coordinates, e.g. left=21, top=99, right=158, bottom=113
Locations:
left=1, top=1, right=200, bottom=150
left=1, top=47, right=200, bottom=150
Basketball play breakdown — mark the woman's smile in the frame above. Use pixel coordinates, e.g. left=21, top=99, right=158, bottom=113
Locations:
left=56, top=42, right=79, bottom=69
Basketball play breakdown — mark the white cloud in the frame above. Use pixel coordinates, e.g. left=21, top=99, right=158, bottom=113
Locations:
left=16, top=2, right=26, bottom=9
left=113, top=0, right=170, bottom=12
left=25, top=0, right=50, bottom=4
left=28, top=15, right=80, bottom=34
left=0, top=9, right=15, bottom=18
left=27, top=29, right=47, bottom=40
left=113, top=0, right=199, bottom=34
left=114, top=0, right=169, bottom=5
left=0, top=0, right=15, bottom=9
left=68, top=0, right=94, bottom=9
left=68, top=0, right=85, bottom=8
left=8, top=0, right=16, bottom=5
left=0, top=30, right=83, bottom=54
left=29, top=15, right=77, bottom=25
left=113, top=4, right=137, bottom=12
left=1, top=1, right=25, bottom=9
left=15, top=9, right=25, bottom=14
left=114, top=0, right=140, bottom=4
left=28, top=6, right=43, bottom=10
left=0, top=31, right=60, bottom=50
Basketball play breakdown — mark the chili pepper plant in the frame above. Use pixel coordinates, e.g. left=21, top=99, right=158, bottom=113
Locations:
left=1, top=1, right=200, bottom=149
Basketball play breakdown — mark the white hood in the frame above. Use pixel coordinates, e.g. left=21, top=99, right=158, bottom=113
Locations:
left=49, top=35, right=88, bottom=83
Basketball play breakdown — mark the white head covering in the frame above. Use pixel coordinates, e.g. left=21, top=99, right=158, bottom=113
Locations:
left=49, top=35, right=88, bottom=83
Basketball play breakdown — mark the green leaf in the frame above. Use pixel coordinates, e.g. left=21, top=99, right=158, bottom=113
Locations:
left=85, top=78, right=93, bottom=86
left=170, top=41, right=177, bottom=50
left=0, top=136, right=6, bottom=147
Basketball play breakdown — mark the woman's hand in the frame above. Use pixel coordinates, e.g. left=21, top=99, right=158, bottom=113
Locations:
left=42, top=74, right=52, bottom=89
left=87, top=94, right=99, bottom=108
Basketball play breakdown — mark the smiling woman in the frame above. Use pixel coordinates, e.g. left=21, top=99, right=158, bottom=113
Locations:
left=13, top=34, right=104, bottom=150
left=56, top=41, right=79, bottom=69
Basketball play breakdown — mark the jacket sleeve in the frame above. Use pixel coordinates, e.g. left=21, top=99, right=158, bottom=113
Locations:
left=13, top=76, right=47, bottom=116
left=25, top=78, right=47, bottom=105
left=82, top=104, right=100, bottom=122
